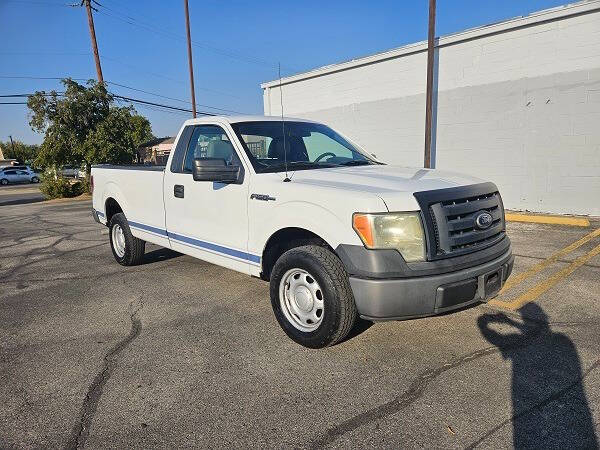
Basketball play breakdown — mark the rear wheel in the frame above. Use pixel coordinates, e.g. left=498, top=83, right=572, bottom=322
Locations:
left=0, top=179, right=8, bottom=185
left=109, top=213, right=145, bottom=266
left=270, top=245, right=357, bottom=348
left=31, top=176, right=39, bottom=183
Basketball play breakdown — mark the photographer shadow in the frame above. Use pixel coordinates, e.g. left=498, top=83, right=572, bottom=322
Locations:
left=477, top=303, right=598, bottom=448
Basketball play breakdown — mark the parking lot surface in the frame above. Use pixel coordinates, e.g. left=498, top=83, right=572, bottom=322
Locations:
left=1, top=200, right=599, bottom=448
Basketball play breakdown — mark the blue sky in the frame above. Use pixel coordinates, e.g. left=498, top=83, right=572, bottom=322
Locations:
left=1, top=0, right=571, bottom=144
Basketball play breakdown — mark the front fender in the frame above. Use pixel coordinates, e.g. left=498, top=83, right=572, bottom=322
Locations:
left=250, top=200, right=364, bottom=258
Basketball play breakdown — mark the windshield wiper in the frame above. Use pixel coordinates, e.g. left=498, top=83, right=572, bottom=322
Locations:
left=340, top=160, right=371, bottom=166
left=287, top=161, right=336, bottom=168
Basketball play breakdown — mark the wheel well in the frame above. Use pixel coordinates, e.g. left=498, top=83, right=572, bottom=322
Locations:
left=261, top=227, right=332, bottom=281
left=105, top=197, right=123, bottom=223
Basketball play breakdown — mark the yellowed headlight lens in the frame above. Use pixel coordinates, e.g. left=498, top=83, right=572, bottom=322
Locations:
left=352, top=212, right=425, bottom=262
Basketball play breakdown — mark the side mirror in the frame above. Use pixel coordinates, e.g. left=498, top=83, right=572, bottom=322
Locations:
left=193, top=158, right=240, bottom=183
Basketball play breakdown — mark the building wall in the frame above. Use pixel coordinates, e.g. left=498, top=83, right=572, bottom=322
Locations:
left=262, top=1, right=600, bottom=216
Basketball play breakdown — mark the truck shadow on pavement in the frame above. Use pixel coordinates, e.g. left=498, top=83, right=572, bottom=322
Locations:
left=142, top=247, right=182, bottom=265
left=474, top=303, right=598, bottom=448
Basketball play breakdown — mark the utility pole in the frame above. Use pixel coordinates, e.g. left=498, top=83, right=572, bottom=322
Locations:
left=184, top=0, right=197, bottom=118
left=424, top=0, right=436, bottom=168
left=8, top=135, right=17, bottom=163
left=9, top=135, right=15, bottom=154
left=83, top=0, right=104, bottom=83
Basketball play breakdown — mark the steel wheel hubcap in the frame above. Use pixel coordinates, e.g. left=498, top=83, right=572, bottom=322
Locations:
left=279, top=268, right=324, bottom=332
left=112, top=224, right=126, bottom=258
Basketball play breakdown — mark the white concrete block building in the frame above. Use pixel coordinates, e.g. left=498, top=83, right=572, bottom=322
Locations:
left=262, top=1, right=600, bottom=216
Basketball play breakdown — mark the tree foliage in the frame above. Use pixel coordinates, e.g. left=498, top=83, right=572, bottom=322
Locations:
left=130, top=114, right=154, bottom=148
left=0, top=139, right=39, bottom=164
left=27, top=78, right=155, bottom=173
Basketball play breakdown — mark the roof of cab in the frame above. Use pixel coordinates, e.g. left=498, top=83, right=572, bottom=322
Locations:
left=181, top=115, right=318, bottom=126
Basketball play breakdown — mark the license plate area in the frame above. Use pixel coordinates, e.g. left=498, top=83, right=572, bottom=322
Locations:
left=478, top=267, right=504, bottom=301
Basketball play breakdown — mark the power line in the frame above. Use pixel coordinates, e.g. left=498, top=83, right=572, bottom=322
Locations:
left=0, top=76, right=88, bottom=81
left=91, top=2, right=300, bottom=73
left=0, top=76, right=246, bottom=114
left=106, top=81, right=244, bottom=114
left=4, top=1, right=68, bottom=5
left=5, top=0, right=301, bottom=74
left=0, top=53, right=243, bottom=98
left=0, top=92, right=216, bottom=116
left=112, top=95, right=214, bottom=116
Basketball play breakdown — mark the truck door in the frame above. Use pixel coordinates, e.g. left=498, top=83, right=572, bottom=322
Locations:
left=164, top=124, right=255, bottom=274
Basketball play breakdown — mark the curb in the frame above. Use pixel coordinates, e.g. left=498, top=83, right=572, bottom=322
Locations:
left=44, top=195, right=92, bottom=204
left=505, top=212, right=590, bottom=227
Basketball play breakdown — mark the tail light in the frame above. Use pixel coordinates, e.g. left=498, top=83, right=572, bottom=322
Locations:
left=90, top=175, right=94, bottom=194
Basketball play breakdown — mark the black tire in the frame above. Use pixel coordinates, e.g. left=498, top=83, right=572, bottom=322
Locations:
left=269, top=245, right=357, bottom=349
left=0, top=179, right=8, bottom=185
left=108, top=212, right=145, bottom=266
left=31, top=176, right=39, bottom=183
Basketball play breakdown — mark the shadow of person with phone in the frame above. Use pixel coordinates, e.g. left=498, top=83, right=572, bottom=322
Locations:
left=476, top=303, right=598, bottom=448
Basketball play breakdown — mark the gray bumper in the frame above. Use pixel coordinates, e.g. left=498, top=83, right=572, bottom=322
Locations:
left=349, top=249, right=514, bottom=321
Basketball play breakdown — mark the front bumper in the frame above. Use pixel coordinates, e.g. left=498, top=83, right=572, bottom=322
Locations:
left=348, top=248, right=514, bottom=321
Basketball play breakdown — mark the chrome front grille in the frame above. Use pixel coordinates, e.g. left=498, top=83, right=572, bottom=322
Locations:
left=414, top=183, right=506, bottom=260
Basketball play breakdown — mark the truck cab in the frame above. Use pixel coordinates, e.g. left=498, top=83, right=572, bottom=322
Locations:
left=92, top=115, right=513, bottom=348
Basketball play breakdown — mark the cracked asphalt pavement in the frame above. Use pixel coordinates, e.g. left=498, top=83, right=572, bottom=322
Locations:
left=1, top=200, right=599, bottom=448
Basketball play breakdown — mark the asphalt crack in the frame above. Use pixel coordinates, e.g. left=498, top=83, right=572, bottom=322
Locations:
left=309, top=319, right=545, bottom=449
left=65, top=298, right=143, bottom=450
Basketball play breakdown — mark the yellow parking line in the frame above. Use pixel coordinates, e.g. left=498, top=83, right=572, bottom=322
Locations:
left=498, top=243, right=600, bottom=310
left=505, top=213, right=590, bottom=227
left=501, top=228, right=600, bottom=293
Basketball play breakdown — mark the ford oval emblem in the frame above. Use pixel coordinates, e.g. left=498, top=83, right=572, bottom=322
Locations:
left=475, top=212, right=493, bottom=230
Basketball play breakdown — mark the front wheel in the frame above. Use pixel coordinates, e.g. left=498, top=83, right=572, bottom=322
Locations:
left=108, top=213, right=145, bottom=266
left=0, top=179, right=8, bottom=185
left=269, top=245, right=357, bottom=348
left=31, top=176, right=39, bottom=183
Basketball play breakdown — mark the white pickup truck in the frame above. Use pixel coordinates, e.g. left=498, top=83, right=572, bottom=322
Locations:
left=92, top=115, right=513, bottom=348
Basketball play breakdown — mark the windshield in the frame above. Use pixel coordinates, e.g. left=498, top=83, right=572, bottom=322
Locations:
left=230, top=121, right=377, bottom=173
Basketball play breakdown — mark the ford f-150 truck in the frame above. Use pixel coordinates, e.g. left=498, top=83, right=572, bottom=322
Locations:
left=91, top=115, right=514, bottom=348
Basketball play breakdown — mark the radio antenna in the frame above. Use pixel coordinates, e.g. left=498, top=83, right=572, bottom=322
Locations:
left=279, top=62, right=290, bottom=182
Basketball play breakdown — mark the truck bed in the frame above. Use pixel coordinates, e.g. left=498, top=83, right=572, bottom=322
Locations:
left=92, top=164, right=166, bottom=171
left=91, top=164, right=169, bottom=247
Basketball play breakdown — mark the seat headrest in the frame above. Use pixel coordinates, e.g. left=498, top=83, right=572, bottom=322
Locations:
left=267, top=136, right=308, bottom=161
left=207, top=140, right=234, bottom=161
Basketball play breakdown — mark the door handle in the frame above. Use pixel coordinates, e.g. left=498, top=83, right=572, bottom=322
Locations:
left=174, top=184, right=184, bottom=198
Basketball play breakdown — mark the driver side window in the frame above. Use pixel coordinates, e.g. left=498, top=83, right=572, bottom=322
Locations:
left=183, top=125, right=238, bottom=173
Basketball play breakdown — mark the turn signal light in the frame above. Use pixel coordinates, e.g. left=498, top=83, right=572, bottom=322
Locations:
left=352, top=214, right=374, bottom=247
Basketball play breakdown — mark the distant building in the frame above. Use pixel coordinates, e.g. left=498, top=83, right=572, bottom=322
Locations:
left=136, top=137, right=175, bottom=165
left=0, top=144, right=18, bottom=167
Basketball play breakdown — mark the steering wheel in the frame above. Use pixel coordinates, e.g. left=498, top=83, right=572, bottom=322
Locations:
left=314, top=152, right=336, bottom=163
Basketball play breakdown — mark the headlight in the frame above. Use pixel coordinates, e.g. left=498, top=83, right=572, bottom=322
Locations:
left=352, top=212, right=426, bottom=262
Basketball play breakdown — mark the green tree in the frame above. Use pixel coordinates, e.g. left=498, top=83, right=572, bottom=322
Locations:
left=27, top=78, right=154, bottom=175
left=0, top=140, right=39, bottom=164
left=130, top=114, right=155, bottom=148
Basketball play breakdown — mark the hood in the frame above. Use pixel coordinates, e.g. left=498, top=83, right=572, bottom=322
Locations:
left=282, top=164, right=485, bottom=211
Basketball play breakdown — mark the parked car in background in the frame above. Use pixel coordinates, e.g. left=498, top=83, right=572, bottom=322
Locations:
left=0, top=168, right=40, bottom=185
left=1, top=165, right=32, bottom=173
left=59, top=166, right=81, bottom=178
